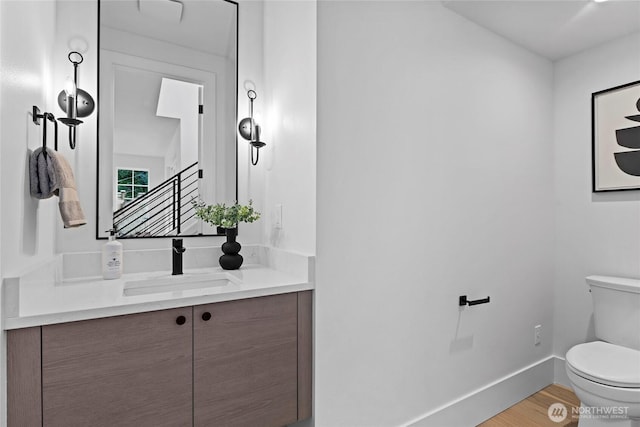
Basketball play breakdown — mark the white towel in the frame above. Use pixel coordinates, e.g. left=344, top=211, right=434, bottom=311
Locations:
left=29, top=147, right=87, bottom=228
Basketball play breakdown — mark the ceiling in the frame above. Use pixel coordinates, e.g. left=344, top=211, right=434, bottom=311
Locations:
left=441, top=0, right=640, bottom=61
left=100, top=0, right=237, bottom=58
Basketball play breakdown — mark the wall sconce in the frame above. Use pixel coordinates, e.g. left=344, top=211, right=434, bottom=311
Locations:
left=57, top=51, right=95, bottom=149
left=238, top=90, right=266, bottom=166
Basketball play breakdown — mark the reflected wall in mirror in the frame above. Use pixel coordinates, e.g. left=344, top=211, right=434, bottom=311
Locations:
left=97, top=0, right=238, bottom=239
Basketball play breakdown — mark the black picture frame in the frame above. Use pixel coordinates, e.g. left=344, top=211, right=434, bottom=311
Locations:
left=592, top=80, right=640, bottom=192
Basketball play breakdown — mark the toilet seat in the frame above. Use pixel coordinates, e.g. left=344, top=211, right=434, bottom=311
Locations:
left=566, top=341, right=640, bottom=388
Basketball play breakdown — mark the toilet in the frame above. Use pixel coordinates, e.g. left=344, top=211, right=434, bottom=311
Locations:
left=566, top=276, right=640, bottom=427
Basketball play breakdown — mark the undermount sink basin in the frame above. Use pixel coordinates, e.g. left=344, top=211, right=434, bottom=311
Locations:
left=123, top=272, right=239, bottom=296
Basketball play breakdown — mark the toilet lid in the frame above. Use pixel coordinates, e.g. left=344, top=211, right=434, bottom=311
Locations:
left=566, top=341, right=640, bottom=388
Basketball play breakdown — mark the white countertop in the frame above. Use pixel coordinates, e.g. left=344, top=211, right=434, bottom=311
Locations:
left=3, top=247, right=314, bottom=330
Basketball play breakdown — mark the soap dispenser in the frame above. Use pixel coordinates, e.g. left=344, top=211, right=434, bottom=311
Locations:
left=102, top=229, right=123, bottom=280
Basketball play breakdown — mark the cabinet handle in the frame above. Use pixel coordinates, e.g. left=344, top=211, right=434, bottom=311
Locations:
left=202, top=312, right=212, bottom=321
left=176, top=315, right=187, bottom=325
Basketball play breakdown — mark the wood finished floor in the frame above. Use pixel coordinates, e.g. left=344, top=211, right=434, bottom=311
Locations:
left=478, top=384, right=580, bottom=427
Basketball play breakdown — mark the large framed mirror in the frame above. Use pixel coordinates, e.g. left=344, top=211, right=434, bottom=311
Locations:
left=97, top=0, right=238, bottom=239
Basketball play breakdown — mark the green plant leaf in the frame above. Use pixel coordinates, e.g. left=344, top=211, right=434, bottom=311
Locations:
left=191, top=199, right=261, bottom=228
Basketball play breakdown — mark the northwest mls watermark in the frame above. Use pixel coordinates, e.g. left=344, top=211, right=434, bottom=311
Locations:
left=548, top=402, right=629, bottom=423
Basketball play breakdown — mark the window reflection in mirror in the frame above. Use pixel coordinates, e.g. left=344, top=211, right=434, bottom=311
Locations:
left=97, top=0, right=238, bottom=239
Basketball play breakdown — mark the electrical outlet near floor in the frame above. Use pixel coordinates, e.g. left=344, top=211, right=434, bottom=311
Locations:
left=534, top=324, right=542, bottom=346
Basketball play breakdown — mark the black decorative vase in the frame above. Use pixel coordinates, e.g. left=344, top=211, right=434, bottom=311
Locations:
left=219, top=228, right=243, bottom=270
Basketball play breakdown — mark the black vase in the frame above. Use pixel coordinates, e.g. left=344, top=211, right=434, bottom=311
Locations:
left=219, top=228, right=243, bottom=270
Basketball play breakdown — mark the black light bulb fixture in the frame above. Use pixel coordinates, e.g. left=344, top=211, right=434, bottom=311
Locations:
left=57, top=51, right=95, bottom=149
left=238, top=90, right=266, bottom=166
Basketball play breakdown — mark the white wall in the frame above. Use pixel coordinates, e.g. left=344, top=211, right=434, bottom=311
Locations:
left=236, top=0, right=266, bottom=245
left=0, top=0, right=57, bottom=278
left=155, top=78, right=200, bottom=170
left=553, top=32, right=640, bottom=360
left=316, top=2, right=554, bottom=426
left=0, top=0, right=2, bottom=310
left=0, top=2, right=2, bottom=418
left=262, top=0, right=317, bottom=255
left=0, top=1, right=58, bottom=422
left=164, top=126, right=181, bottom=176
left=52, top=0, right=100, bottom=250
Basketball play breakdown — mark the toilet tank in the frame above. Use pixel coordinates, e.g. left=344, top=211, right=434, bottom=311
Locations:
left=586, top=275, right=640, bottom=350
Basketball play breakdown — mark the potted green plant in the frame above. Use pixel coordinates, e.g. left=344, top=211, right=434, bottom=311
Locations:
left=192, top=200, right=260, bottom=270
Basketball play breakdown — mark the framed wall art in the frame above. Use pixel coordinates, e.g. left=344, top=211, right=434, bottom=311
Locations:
left=592, top=80, right=640, bottom=192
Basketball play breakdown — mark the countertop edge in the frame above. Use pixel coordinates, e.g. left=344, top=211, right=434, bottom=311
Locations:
left=4, top=282, right=314, bottom=330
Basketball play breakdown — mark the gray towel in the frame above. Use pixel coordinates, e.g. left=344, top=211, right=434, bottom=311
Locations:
left=29, top=147, right=56, bottom=199
left=29, top=147, right=87, bottom=228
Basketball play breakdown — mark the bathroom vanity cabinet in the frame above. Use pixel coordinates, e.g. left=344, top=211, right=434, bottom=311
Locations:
left=7, top=291, right=312, bottom=427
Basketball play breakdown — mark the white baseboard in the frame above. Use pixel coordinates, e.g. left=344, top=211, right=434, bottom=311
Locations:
left=403, top=356, right=556, bottom=427
left=554, top=355, right=571, bottom=388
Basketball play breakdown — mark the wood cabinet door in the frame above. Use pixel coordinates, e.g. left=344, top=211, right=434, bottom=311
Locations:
left=7, top=327, right=42, bottom=427
left=42, top=308, right=193, bottom=427
left=194, top=293, right=298, bottom=427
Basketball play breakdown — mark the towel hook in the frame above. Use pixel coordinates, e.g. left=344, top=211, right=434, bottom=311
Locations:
left=33, top=106, right=58, bottom=153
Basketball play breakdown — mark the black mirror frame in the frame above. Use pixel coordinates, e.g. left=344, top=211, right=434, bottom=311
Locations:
left=95, top=0, right=239, bottom=239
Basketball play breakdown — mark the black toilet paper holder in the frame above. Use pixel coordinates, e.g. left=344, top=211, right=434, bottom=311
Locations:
left=459, top=295, right=491, bottom=306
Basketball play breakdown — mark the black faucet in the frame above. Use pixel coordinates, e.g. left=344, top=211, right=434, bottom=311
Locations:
left=172, top=239, right=186, bottom=275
